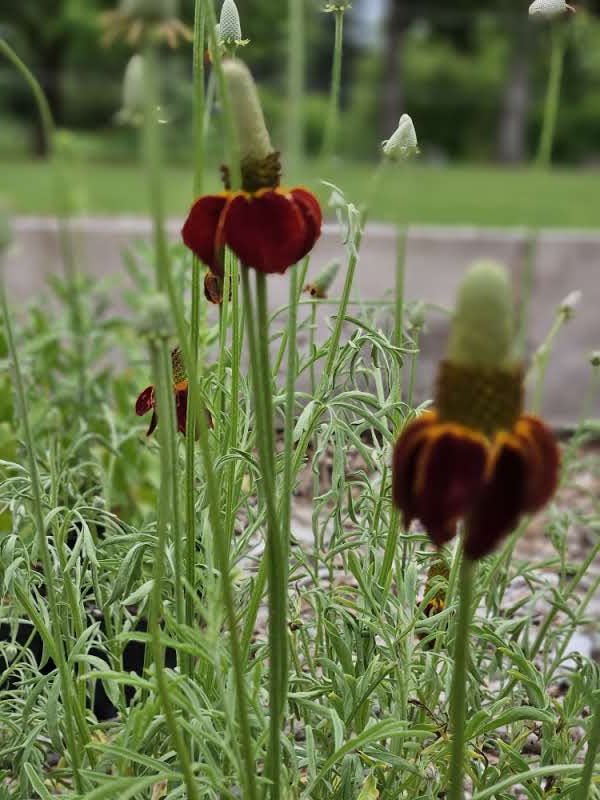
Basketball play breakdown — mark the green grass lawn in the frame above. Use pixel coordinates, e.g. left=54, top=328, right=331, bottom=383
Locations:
left=1, top=158, right=598, bottom=228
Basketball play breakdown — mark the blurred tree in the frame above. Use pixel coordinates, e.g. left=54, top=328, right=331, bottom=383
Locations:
left=1, top=0, right=111, bottom=155
left=377, top=0, right=484, bottom=138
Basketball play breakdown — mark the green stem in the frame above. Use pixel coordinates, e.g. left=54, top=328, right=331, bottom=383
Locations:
left=448, top=555, right=476, bottom=800
left=0, top=258, right=88, bottom=792
left=516, top=231, right=537, bottom=359
left=242, top=270, right=286, bottom=800
left=282, top=264, right=299, bottom=576
left=531, top=312, right=566, bottom=414
left=192, top=0, right=206, bottom=197
left=149, top=342, right=200, bottom=800
left=287, top=0, right=305, bottom=170
left=320, top=9, right=345, bottom=161
left=184, top=0, right=206, bottom=668
left=575, top=691, right=600, bottom=800
left=536, top=22, right=566, bottom=169
left=394, top=227, right=407, bottom=352
left=0, top=39, right=86, bottom=408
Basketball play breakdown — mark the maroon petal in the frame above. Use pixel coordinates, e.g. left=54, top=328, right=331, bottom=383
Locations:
left=222, top=189, right=306, bottom=274
left=464, top=434, right=527, bottom=560
left=182, top=194, right=229, bottom=274
left=136, top=385, right=155, bottom=416
left=414, top=425, right=488, bottom=547
left=146, top=411, right=158, bottom=437
left=515, top=415, right=560, bottom=512
left=290, top=187, right=322, bottom=262
left=392, top=413, right=437, bottom=525
left=175, top=384, right=188, bottom=435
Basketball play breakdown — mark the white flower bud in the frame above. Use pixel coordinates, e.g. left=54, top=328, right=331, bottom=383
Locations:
left=559, top=290, right=581, bottom=319
left=589, top=351, right=600, bottom=368
left=117, top=54, right=146, bottom=126
left=528, top=0, right=574, bottom=19
left=382, top=113, right=418, bottom=161
left=219, top=0, right=242, bottom=43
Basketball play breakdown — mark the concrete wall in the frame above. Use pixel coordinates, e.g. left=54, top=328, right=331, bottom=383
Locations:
left=5, top=217, right=600, bottom=427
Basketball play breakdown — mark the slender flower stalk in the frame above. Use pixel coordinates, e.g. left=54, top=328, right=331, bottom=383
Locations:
left=0, top=40, right=87, bottom=409
left=149, top=341, right=200, bottom=800
left=0, top=254, right=88, bottom=792
left=448, top=555, right=476, bottom=800
left=282, top=265, right=300, bottom=566
left=287, top=0, right=305, bottom=169
left=241, top=269, right=287, bottom=800
left=320, top=7, right=345, bottom=161
left=574, top=691, right=600, bottom=800
left=531, top=290, right=581, bottom=413
left=536, top=21, right=567, bottom=168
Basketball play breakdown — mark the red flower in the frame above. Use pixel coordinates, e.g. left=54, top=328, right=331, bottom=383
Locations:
left=392, top=410, right=560, bottom=559
left=135, top=380, right=189, bottom=437
left=182, top=186, right=322, bottom=276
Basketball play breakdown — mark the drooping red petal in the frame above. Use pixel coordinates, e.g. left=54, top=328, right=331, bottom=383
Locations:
left=464, top=434, right=528, bottom=560
left=175, top=383, right=188, bottom=435
left=182, top=194, right=229, bottom=273
left=290, top=187, right=322, bottom=262
left=146, top=411, right=158, bottom=437
left=136, top=386, right=155, bottom=416
left=514, top=415, right=560, bottom=512
left=222, top=190, right=306, bottom=274
left=414, top=425, right=488, bottom=547
left=392, top=413, right=438, bottom=526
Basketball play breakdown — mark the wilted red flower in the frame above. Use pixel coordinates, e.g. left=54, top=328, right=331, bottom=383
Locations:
left=393, top=404, right=559, bottom=560
left=183, top=186, right=321, bottom=277
left=182, top=58, right=322, bottom=276
left=392, top=261, right=560, bottom=560
left=135, top=348, right=189, bottom=436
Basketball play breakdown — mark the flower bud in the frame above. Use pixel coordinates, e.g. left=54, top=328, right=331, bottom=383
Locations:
left=408, top=301, right=426, bottom=331
left=559, top=289, right=581, bottom=320
left=117, top=54, right=146, bottom=126
left=219, top=0, right=243, bottom=44
left=448, top=261, right=514, bottom=367
left=137, top=293, right=174, bottom=340
left=223, top=59, right=274, bottom=166
left=304, top=261, right=340, bottom=299
left=590, top=351, right=600, bottom=368
left=382, top=114, right=418, bottom=161
left=528, top=0, right=575, bottom=18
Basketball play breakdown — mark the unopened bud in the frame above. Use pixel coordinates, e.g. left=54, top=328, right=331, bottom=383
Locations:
left=223, top=58, right=273, bottom=165
left=590, top=351, right=600, bottom=368
left=409, top=301, right=426, bottom=331
left=529, top=0, right=575, bottom=18
left=559, top=290, right=581, bottom=320
left=448, top=261, right=514, bottom=367
left=305, top=261, right=340, bottom=299
left=137, top=293, right=174, bottom=340
left=382, top=114, right=418, bottom=161
left=117, top=54, right=146, bottom=126
left=219, top=0, right=243, bottom=44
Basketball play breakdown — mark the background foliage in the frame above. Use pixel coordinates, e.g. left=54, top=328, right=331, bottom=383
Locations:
left=2, top=1, right=600, bottom=164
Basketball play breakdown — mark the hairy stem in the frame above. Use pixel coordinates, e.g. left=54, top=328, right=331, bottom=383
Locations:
left=448, top=555, right=476, bottom=800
